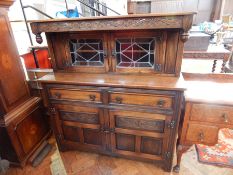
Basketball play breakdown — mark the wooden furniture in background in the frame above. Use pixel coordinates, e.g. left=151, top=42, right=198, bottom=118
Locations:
left=0, top=0, right=50, bottom=166
left=30, top=13, right=195, bottom=171
left=173, top=73, right=233, bottom=172
left=183, top=47, right=230, bottom=73
left=27, top=68, right=53, bottom=98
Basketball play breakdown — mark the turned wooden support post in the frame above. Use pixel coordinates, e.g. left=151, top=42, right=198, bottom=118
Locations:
left=212, top=59, right=217, bottom=73
left=180, top=32, right=189, bottom=42
left=35, top=33, right=43, bottom=44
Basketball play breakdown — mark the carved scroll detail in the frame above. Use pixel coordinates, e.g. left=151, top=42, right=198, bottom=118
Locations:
left=31, top=16, right=183, bottom=33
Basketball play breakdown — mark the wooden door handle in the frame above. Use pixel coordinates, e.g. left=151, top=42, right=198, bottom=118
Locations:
left=157, top=99, right=165, bottom=107
left=115, top=97, right=123, bottom=104
left=54, top=92, right=61, bottom=99
left=198, top=132, right=205, bottom=142
left=89, top=94, right=96, bottom=101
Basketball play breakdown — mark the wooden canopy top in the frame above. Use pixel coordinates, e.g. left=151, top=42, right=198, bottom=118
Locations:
left=30, top=12, right=196, bottom=34
left=38, top=72, right=186, bottom=91
left=0, top=0, right=15, bottom=8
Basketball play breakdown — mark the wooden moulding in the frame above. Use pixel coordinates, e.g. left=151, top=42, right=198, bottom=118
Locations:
left=30, top=13, right=196, bottom=34
left=0, top=0, right=15, bottom=8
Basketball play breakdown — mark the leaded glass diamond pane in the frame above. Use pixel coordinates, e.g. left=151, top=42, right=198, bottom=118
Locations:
left=69, top=39, right=104, bottom=66
left=115, top=38, right=155, bottom=68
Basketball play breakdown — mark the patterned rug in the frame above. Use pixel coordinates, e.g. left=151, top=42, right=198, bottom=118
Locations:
left=196, top=128, right=233, bottom=168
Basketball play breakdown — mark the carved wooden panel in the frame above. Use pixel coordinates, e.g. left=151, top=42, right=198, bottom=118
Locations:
left=115, top=116, right=165, bottom=133
left=59, top=111, right=99, bottom=124
left=31, top=15, right=185, bottom=33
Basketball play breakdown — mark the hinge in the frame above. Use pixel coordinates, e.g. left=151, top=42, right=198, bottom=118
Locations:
left=49, top=107, right=56, bottom=115
left=112, top=49, right=116, bottom=56
left=165, top=152, right=171, bottom=159
left=155, top=64, right=162, bottom=72
left=167, top=120, right=176, bottom=129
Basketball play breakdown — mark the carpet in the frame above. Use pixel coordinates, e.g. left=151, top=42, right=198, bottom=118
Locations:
left=196, top=128, right=233, bottom=168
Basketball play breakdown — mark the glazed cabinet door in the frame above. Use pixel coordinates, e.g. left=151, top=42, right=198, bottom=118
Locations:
left=48, top=32, right=109, bottom=73
left=109, top=110, right=171, bottom=161
left=110, top=31, right=167, bottom=73
left=51, top=104, right=106, bottom=152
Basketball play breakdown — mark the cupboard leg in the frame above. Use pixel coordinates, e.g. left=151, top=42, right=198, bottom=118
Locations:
left=173, top=144, right=190, bottom=173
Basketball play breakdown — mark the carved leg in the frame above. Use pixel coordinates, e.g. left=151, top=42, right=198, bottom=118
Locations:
left=173, top=144, right=191, bottom=173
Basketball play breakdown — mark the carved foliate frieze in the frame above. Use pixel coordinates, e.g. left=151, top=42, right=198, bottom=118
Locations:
left=32, top=16, right=183, bottom=34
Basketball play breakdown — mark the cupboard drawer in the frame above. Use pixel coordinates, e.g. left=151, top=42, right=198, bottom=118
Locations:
left=49, top=88, right=101, bottom=103
left=186, top=123, right=219, bottom=144
left=109, top=92, right=173, bottom=109
left=190, top=103, right=233, bottom=124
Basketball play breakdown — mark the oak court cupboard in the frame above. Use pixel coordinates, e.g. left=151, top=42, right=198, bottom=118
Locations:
left=30, top=13, right=195, bottom=171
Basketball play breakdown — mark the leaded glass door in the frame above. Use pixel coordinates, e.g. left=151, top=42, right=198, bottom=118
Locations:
left=66, top=33, right=109, bottom=73
left=110, top=31, right=166, bottom=73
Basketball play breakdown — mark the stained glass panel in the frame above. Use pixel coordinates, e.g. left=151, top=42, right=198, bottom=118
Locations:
left=69, top=39, right=104, bottom=66
left=115, top=38, right=155, bottom=68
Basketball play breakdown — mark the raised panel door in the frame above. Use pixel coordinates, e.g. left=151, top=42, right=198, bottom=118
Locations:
left=109, top=110, right=172, bottom=161
left=52, top=104, right=106, bottom=151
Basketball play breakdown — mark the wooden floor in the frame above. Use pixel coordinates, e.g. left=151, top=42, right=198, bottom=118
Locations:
left=4, top=142, right=233, bottom=175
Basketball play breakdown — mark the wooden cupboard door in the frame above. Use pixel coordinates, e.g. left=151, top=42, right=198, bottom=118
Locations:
left=14, top=107, right=49, bottom=155
left=110, top=31, right=167, bottom=74
left=49, top=32, right=109, bottom=73
left=52, top=104, right=106, bottom=151
left=109, top=110, right=171, bottom=161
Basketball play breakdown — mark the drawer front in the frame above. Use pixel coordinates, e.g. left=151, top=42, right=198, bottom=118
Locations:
left=49, top=88, right=101, bottom=103
left=190, top=103, right=233, bottom=124
left=109, top=92, right=173, bottom=109
left=186, top=123, right=219, bottom=144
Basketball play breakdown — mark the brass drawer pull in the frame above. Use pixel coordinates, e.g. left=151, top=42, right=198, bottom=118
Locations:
left=54, top=92, right=61, bottom=99
left=89, top=94, right=96, bottom=101
left=198, top=132, right=204, bottom=142
left=157, top=99, right=165, bottom=107
left=222, top=113, right=229, bottom=123
left=115, top=96, right=123, bottom=104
